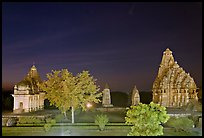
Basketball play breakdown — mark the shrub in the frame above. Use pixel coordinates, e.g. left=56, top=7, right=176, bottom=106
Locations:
left=46, top=118, right=56, bottom=125
left=95, top=114, right=109, bottom=131
left=2, top=118, right=8, bottom=126
left=125, top=102, right=170, bottom=136
left=197, top=117, right=202, bottom=128
left=6, top=118, right=17, bottom=126
left=17, top=117, right=27, bottom=124
left=165, top=117, right=194, bottom=133
left=17, top=116, right=43, bottom=124
left=44, top=123, right=52, bottom=132
left=188, top=116, right=199, bottom=127
left=45, top=118, right=52, bottom=123
left=33, top=117, right=43, bottom=124
left=50, top=119, right=56, bottom=125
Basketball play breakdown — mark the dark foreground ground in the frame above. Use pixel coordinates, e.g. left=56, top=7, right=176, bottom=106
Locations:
left=2, top=108, right=202, bottom=136
left=2, top=125, right=202, bottom=136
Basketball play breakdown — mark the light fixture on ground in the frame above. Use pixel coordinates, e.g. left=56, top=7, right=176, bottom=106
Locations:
left=86, top=102, right=92, bottom=108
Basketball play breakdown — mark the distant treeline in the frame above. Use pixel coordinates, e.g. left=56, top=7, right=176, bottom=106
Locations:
left=110, top=91, right=152, bottom=107
left=96, top=91, right=152, bottom=107
left=2, top=89, right=13, bottom=111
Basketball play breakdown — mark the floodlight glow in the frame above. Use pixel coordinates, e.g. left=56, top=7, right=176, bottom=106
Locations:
left=86, top=103, right=92, bottom=108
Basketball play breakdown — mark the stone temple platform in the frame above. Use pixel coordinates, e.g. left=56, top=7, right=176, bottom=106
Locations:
left=2, top=109, right=52, bottom=118
left=166, top=107, right=202, bottom=117
left=2, top=110, right=53, bottom=126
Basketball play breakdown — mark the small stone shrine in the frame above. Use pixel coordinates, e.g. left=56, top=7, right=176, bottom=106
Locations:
left=152, top=48, right=198, bottom=107
left=102, top=83, right=113, bottom=107
left=12, top=64, right=45, bottom=113
left=131, top=85, right=140, bottom=106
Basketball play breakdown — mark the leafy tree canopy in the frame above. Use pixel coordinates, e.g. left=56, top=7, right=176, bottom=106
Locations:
left=38, top=69, right=102, bottom=119
left=125, top=102, right=170, bottom=136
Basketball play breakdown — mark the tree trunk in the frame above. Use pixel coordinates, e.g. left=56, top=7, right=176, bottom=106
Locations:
left=71, top=106, right=74, bottom=123
left=63, top=111, right=67, bottom=119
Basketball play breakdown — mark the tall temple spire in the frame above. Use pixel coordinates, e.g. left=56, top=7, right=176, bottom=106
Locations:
left=160, top=48, right=174, bottom=67
left=158, top=48, right=175, bottom=78
left=105, top=83, right=109, bottom=89
left=29, top=64, right=39, bottom=78
left=17, top=64, right=42, bottom=93
left=152, top=48, right=198, bottom=107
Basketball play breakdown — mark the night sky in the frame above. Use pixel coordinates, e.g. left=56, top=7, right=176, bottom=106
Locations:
left=2, top=2, right=202, bottom=93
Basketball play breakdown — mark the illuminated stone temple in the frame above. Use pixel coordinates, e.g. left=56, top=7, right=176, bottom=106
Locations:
left=12, top=65, right=45, bottom=113
left=131, top=85, right=140, bottom=106
left=102, top=83, right=113, bottom=107
left=152, top=48, right=198, bottom=107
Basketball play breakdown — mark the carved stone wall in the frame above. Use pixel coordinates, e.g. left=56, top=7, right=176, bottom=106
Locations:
left=152, top=48, right=198, bottom=107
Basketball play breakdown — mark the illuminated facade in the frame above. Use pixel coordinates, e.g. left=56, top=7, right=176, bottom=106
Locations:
left=131, top=85, right=140, bottom=106
left=152, top=48, right=198, bottom=107
left=102, top=84, right=113, bottom=107
left=12, top=65, right=45, bottom=113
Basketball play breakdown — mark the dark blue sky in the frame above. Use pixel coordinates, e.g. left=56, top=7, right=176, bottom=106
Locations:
left=2, top=2, right=202, bottom=92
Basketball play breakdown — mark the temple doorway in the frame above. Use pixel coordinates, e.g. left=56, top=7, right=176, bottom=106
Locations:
left=19, top=102, right=23, bottom=109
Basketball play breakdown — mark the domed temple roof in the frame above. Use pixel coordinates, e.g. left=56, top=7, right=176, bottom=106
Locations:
left=16, top=65, right=42, bottom=94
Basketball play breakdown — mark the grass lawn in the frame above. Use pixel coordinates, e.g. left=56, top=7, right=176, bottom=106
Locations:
left=41, top=108, right=127, bottom=123
left=2, top=126, right=201, bottom=136
left=73, top=109, right=126, bottom=123
left=2, top=125, right=131, bottom=136
left=2, top=108, right=126, bottom=123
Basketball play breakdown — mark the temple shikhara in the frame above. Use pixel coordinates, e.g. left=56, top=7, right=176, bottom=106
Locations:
left=152, top=48, right=198, bottom=107
left=12, top=65, right=45, bottom=113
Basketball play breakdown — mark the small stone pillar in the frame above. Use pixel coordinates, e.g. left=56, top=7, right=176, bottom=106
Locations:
left=102, top=84, right=113, bottom=107
left=131, top=85, right=140, bottom=106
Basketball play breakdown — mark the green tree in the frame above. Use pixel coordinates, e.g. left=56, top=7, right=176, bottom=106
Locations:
left=125, top=102, right=170, bottom=136
left=38, top=69, right=102, bottom=123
